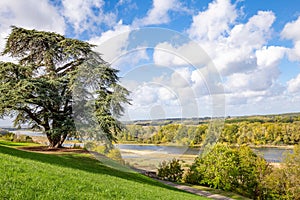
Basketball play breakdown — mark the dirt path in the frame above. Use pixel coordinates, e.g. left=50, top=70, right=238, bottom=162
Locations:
left=134, top=168, right=234, bottom=200
left=156, top=179, right=234, bottom=200
left=18, top=146, right=89, bottom=154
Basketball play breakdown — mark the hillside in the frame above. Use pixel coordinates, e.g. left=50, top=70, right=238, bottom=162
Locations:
left=0, top=144, right=207, bottom=200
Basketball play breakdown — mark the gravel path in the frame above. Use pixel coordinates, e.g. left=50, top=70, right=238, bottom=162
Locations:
left=156, top=179, right=234, bottom=200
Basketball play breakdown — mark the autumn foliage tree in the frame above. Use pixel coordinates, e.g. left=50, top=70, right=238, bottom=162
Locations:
left=0, top=27, right=129, bottom=147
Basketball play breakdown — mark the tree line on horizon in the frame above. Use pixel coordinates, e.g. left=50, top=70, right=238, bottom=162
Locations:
left=118, top=119, right=300, bottom=146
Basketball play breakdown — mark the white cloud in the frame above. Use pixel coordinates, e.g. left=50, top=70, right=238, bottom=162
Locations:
left=113, top=48, right=149, bottom=70
left=158, top=87, right=177, bottom=101
left=281, top=16, right=300, bottom=41
left=225, top=67, right=279, bottom=92
left=0, top=0, right=66, bottom=62
left=256, top=46, right=287, bottom=68
left=61, top=0, right=116, bottom=35
left=191, top=69, right=210, bottom=95
left=227, top=11, right=275, bottom=48
left=154, top=9, right=279, bottom=103
left=214, top=11, right=275, bottom=75
left=133, top=0, right=190, bottom=26
left=142, top=0, right=175, bottom=25
left=287, top=74, right=300, bottom=93
left=186, top=0, right=276, bottom=76
left=122, top=80, right=207, bottom=120
left=125, top=83, right=181, bottom=119
left=187, top=0, right=237, bottom=41
left=188, top=0, right=275, bottom=70
left=132, top=84, right=159, bottom=106
left=0, top=0, right=65, bottom=35
left=153, top=41, right=210, bottom=66
left=281, top=16, right=300, bottom=62
left=149, top=66, right=214, bottom=106
left=225, top=94, right=300, bottom=116
left=89, top=21, right=131, bottom=63
left=89, top=22, right=150, bottom=69
left=171, top=68, right=192, bottom=88
left=183, top=0, right=282, bottom=110
left=285, top=39, right=300, bottom=63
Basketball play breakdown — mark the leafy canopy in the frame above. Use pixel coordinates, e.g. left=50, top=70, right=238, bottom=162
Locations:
left=0, top=26, right=130, bottom=147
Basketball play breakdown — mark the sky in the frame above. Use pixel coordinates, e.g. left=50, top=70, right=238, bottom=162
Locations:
left=0, top=0, right=300, bottom=125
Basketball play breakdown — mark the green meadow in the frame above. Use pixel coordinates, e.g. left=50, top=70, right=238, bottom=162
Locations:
left=0, top=142, right=208, bottom=200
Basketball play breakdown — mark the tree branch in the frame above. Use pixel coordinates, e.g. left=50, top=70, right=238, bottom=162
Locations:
left=55, top=58, right=85, bottom=74
left=20, top=107, right=42, bottom=125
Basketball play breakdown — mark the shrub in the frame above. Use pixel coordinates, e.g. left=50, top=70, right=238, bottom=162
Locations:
left=106, top=149, right=124, bottom=164
left=1, top=132, right=16, bottom=141
left=184, top=143, right=270, bottom=199
left=87, top=142, right=125, bottom=164
left=157, top=158, right=184, bottom=182
left=13, top=134, right=33, bottom=142
left=93, top=145, right=107, bottom=154
left=183, top=166, right=202, bottom=184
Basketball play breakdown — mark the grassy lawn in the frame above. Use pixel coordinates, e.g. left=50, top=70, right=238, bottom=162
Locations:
left=0, top=139, right=41, bottom=147
left=0, top=144, right=208, bottom=200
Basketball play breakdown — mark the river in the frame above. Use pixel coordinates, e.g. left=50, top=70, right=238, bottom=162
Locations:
left=115, top=144, right=293, bottom=171
left=10, top=130, right=293, bottom=171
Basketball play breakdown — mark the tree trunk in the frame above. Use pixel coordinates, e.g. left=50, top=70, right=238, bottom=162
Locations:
left=45, top=129, right=62, bottom=148
left=44, top=119, right=71, bottom=148
left=48, top=135, right=60, bottom=148
left=44, top=126, right=57, bottom=148
left=56, top=133, right=68, bottom=148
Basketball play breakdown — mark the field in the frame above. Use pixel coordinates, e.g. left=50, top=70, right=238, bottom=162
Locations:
left=0, top=142, right=208, bottom=200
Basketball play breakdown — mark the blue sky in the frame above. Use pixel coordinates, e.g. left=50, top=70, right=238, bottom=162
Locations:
left=0, top=0, right=300, bottom=125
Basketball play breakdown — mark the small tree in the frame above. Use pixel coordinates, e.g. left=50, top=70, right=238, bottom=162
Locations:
left=184, top=143, right=270, bottom=199
left=0, top=27, right=129, bottom=148
left=158, top=158, right=184, bottom=182
left=263, top=143, right=300, bottom=199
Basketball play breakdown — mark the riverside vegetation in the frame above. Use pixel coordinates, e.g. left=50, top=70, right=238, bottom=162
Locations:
left=157, top=143, right=300, bottom=200
left=118, top=114, right=300, bottom=199
left=118, top=113, right=300, bottom=146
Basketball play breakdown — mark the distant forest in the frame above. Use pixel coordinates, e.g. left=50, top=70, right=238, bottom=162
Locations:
left=118, top=113, right=300, bottom=146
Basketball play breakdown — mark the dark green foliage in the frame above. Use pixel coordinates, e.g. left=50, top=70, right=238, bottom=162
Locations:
left=184, top=144, right=270, bottom=199
left=158, top=158, right=184, bottom=182
left=0, top=27, right=129, bottom=148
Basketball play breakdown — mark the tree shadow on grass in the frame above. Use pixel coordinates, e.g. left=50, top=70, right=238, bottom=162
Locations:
left=0, top=145, right=189, bottom=194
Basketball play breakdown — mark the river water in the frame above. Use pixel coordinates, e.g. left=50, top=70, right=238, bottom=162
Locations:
left=10, top=131, right=293, bottom=171
left=115, top=144, right=292, bottom=162
left=115, top=144, right=293, bottom=171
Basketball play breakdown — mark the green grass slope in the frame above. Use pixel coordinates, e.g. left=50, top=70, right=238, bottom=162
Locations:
left=0, top=145, right=207, bottom=200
